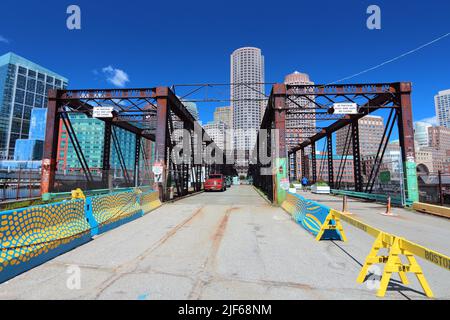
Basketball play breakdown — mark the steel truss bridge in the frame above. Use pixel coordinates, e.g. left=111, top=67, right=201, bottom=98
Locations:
left=249, top=82, right=418, bottom=204
left=40, top=87, right=236, bottom=201
left=38, top=82, right=417, bottom=205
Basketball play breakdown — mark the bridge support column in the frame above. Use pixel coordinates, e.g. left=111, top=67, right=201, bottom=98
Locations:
left=397, top=82, right=419, bottom=202
left=327, top=133, right=334, bottom=189
left=290, top=152, right=297, bottom=182
left=155, top=87, right=169, bottom=202
left=41, top=90, right=61, bottom=195
left=300, top=148, right=306, bottom=179
left=134, top=135, right=141, bottom=187
left=102, top=121, right=112, bottom=189
left=311, top=142, right=317, bottom=184
left=351, top=122, right=363, bottom=192
left=272, top=84, right=288, bottom=205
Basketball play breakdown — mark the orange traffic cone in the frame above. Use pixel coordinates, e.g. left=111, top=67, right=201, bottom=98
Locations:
left=342, top=195, right=352, bottom=215
left=380, top=196, right=398, bottom=217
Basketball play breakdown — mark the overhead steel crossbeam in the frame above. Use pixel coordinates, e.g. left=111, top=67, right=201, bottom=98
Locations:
left=171, top=82, right=271, bottom=104
left=287, top=83, right=398, bottom=153
left=55, top=88, right=159, bottom=139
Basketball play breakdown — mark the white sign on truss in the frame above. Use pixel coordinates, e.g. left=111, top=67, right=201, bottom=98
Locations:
left=333, top=103, right=358, bottom=115
left=92, top=106, right=114, bottom=118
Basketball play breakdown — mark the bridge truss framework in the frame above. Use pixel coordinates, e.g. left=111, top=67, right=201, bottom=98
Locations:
left=40, top=87, right=235, bottom=201
left=249, top=82, right=418, bottom=205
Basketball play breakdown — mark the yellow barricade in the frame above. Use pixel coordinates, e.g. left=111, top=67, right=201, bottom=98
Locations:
left=316, top=208, right=450, bottom=298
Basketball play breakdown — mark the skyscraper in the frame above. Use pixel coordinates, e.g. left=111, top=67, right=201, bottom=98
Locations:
left=435, top=89, right=450, bottom=128
left=0, top=52, right=68, bottom=159
left=13, top=108, right=47, bottom=161
left=230, top=47, right=265, bottom=175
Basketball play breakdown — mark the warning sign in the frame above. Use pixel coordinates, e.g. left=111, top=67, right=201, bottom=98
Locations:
left=93, top=106, right=114, bottom=118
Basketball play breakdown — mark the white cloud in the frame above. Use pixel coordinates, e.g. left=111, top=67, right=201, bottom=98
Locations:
left=101, top=65, right=130, bottom=87
left=0, top=35, right=9, bottom=43
left=415, top=116, right=438, bottom=126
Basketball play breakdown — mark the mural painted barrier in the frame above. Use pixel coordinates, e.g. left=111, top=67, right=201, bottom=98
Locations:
left=281, top=192, right=343, bottom=240
left=281, top=191, right=450, bottom=298
left=0, top=188, right=161, bottom=283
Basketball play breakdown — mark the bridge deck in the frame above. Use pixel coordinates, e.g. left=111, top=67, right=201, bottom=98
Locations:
left=0, top=186, right=449, bottom=300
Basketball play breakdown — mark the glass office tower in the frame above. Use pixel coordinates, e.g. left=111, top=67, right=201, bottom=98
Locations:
left=0, top=52, right=68, bottom=159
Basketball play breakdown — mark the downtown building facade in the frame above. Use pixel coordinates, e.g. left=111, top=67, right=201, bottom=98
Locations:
left=414, top=121, right=432, bottom=149
left=230, top=47, right=265, bottom=176
left=305, top=153, right=355, bottom=184
left=203, top=121, right=229, bottom=151
left=413, top=122, right=450, bottom=175
left=214, top=106, right=233, bottom=129
left=0, top=52, right=68, bottom=159
left=435, top=89, right=450, bottom=128
left=336, top=115, right=385, bottom=157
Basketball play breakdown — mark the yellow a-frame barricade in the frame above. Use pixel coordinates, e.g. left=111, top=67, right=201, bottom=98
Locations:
left=314, top=207, right=450, bottom=298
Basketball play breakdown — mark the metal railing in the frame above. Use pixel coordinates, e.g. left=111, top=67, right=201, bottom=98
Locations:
left=418, top=171, right=450, bottom=207
left=0, top=169, right=41, bottom=201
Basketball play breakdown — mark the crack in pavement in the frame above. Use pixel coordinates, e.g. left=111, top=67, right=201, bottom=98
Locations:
left=187, top=206, right=235, bottom=300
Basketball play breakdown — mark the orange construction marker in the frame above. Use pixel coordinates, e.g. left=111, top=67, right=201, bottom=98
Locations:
left=342, top=195, right=352, bottom=215
left=380, top=196, right=398, bottom=217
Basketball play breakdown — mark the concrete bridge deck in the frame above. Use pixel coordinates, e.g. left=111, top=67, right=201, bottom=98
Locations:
left=0, top=186, right=449, bottom=300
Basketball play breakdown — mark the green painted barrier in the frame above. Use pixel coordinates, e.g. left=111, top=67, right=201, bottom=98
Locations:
left=42, top=187, right=133, bottom=202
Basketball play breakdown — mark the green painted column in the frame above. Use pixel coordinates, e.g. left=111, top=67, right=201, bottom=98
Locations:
left=405, top=160, right=419, bottom=203
left=274, top=157, right=288, bottom=205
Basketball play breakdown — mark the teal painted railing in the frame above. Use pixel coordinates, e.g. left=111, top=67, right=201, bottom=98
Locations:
left=331, top=189, right=413, bottom=207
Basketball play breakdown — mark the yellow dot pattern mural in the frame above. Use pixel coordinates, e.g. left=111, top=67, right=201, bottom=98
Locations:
left=0, top=189, right=161, bottom=283
left=91, top=190, right=142, bottom=228
left=140, top=191, right=162, bottom=214
left=0, top=199, right=90, bottom=273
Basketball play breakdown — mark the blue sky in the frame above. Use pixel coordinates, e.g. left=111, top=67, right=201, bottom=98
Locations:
left=0, top=0, right=449, bottom=126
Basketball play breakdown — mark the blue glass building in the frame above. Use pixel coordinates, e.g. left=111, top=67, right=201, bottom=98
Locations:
left=0, top=52, right=68, bottom=159
left=13, top=108, right=47, bottom=161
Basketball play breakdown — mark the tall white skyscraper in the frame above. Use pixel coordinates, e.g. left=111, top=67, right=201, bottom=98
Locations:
left=230, top=47, right=265, bottom=175
left=435, top=89, right=450, bottom=128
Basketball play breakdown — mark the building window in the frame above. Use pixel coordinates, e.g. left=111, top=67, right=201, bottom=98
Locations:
left=17, top=75, right=26, bottom=89
left=18, top=66, right=27, bottom=75
left=15, top=89, right=25, bottom=104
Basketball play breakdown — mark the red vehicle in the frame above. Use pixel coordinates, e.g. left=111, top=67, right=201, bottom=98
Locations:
left=204, top=174, right=226, bottom=192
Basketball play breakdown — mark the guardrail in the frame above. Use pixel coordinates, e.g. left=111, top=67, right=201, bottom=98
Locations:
left=413, top=202, right=450, bottom=219
left=41, top=187, right=135, bottom=201
left=331, top=189, right=413, bottom=207
left=282, top=192, right=450, bottom=298
left=0, top=187, right=161, bottom=283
